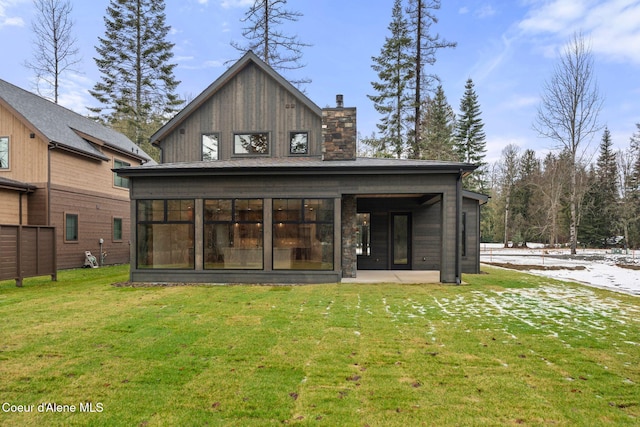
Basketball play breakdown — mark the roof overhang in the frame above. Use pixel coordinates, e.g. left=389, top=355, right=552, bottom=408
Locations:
left=0, top=177, right=37, bottom=193
left=114, top=158, right=478, bottom=179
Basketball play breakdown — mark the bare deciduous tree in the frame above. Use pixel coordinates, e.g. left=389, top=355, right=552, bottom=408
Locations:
left=533, top=32, right=603, bottom=254
left=231, top=0, right=311, bottom=87
left=24, top=0, right=81, bottom=103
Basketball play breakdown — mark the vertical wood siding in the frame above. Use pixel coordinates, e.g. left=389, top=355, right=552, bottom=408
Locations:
left=160, top=63, right=322, bottom=162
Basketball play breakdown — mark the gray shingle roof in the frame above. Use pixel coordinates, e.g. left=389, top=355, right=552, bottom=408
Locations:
left=0, top=79, right=152, bottom=163
left=116, top=156, right=477, bottom=177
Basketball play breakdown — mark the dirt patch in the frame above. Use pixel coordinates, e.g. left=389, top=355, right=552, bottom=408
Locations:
left=483, top=262, right=587, bottom=271
left=617, top=263, right=640, bottom=271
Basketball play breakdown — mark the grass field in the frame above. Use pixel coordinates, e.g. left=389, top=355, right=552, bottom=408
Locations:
left=0, top=265, right=638, bottom=426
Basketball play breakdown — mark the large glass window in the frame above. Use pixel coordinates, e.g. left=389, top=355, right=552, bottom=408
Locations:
left=114, top=159, right=130, bottom=188
left=202, top=133, right=219, bottom=161
left=65, top=213, right=78, bottom=242
left=204, top=199, right=263, bottom=269
left=273, top=199, right=334, bottom=270
left=137, top=199, right=195, bottom=269
left=234, top=133, right=269, bottom=155
left=0, top=136, right=9, bottom=169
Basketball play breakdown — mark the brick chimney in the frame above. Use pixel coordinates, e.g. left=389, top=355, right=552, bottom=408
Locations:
left=322, top=94, right=356, bottom=161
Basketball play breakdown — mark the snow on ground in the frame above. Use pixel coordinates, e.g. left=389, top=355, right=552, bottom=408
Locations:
left=480, top=243, right=640, bottom=296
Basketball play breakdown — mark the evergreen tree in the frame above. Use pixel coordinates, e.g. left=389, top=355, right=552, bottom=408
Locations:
left=416, top=84, right=456, bottom=160
left=368, top=0, right=414, bottom=158
left=511, top=149, right=542, bottom=243
left=231, top=0, right=310, bottom=87
left=454, top=78, right=487, bottom=191
left=89, top=0, right=181, bottom=159
left=405, top=0, right=456, bottom=152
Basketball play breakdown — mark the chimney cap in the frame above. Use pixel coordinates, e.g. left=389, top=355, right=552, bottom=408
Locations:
left=336, top=94, right=344, bottom=108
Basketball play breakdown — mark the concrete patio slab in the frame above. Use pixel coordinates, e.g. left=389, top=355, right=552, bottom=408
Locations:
left=342, top=270, right=440, bottom=284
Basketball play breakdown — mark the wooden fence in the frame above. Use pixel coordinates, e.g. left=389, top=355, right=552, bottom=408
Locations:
left=0, top=225, right=57, bottom=287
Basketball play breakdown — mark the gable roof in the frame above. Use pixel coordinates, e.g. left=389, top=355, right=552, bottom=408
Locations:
left=0, top=79, right=152, bottom=163
left=150, top=51, right=323, bottom=145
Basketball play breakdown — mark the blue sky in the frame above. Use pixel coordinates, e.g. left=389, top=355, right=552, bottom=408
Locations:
left=1, top=0, right=639, bottom=163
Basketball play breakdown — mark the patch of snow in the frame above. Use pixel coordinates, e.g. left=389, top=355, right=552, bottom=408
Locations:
left=481, top=247, right=640, bottom=296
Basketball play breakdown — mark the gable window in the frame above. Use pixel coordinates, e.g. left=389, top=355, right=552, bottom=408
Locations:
left=114, top=159, right=130, bottom=188
left=136, top=199, right=195, bottom=269
left=113, top=217, right=123, bottom=241
left=202, top=133, right=219, bottom=161
left=0, top=136, right=8, bottom=169
left=273, top=198, right=334, bottom=270
left=234, top=133, right=269, bottom=155
left=65, top=213, right=78, bottom=242
left=290, top=132, right=308, bottom=154
left=204, top=199, right=263, bottom=269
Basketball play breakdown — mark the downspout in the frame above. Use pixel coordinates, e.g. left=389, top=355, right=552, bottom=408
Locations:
left=47, top=142, right=55, bottom=225
left=455, top=169, right=462, bottom=285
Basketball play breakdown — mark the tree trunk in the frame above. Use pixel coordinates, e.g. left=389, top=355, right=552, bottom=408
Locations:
left=503, top=193, right=510, bottom=248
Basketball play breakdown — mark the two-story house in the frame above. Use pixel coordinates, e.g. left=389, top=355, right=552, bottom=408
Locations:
left=116, top=51, right=487, bottom=284
left=0, top=79, right=153, bottom=269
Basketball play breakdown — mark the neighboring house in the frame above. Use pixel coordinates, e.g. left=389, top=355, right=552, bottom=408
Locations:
left=0, top=79, right=153, bottom=269
left=116, top=51, right=487, bottom=284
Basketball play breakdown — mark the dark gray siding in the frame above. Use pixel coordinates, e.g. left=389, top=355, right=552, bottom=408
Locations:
left=159, top=63, right=323, bottom=162
left=129, top=171, right=462, bottom=283
left=462, top=197, right=481, bottom=274
left=356, top=197, right=442, bottom=271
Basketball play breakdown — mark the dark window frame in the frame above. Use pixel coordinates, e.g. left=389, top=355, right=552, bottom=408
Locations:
left=203, top=198, right=264, bottom=270
left=64, top=212, right=79, bottom=243
left=114, top=159, right=130, bottom=188
left=202, top=133, right=220, bottom=161
left=273, top=198, right=334, bottom=270
left=289, top=131, right=309, bottom=155
left=233, top=132, right=270, bottom=156
left=136, top=199, right=195, bottom=270
left=113, top=217, right=123, bottom=242
left=0, top=136, right=9, bottom=169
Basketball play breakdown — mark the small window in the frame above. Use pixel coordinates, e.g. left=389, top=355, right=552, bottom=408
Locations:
left=113, top=217, right=123, bottom=241
left=202, top=133, right=219, bottom=161
left=234, top=133, right=269, bottom=155
left=290, top=132, right=308, bottom=154
left=114, top=159, right=130, bottom=188
left=0, top=136, right=9, bottom=169
left=65, top=213, right=78, bottom=242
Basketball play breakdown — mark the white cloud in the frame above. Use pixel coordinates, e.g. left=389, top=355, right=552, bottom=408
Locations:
left=476, top=4, right=497, bottom=18
left=220, top=0, right=253, bottom=9
left=0, top=0, right=27, bottom=29
left=518, top=0, right=640, bottom=64
left=56, top=73, right=96, bottom=115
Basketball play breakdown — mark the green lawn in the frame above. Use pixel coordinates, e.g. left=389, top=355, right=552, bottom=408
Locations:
left=0, top=265, right=638, bottom=426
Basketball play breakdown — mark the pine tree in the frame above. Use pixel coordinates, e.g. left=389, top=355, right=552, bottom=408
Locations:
left=368, top=0, right=414, bottom=158
left=417, top=85, right=456, bottom=160
left=454, top=78, right=487, bottom=191
left=89, top=0, right=181, bottom=158
left=231, top=0, right=310, bottom=87
left=405, top=0, right=456, bottom=152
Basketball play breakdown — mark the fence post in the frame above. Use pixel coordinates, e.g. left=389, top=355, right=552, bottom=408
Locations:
left=16, top=225, right=23, bottom=287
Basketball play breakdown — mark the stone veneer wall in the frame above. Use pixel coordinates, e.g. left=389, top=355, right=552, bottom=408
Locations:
left=322, top=106, right=357, bottom=161
left=341, top=195, right=357, bottom=278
